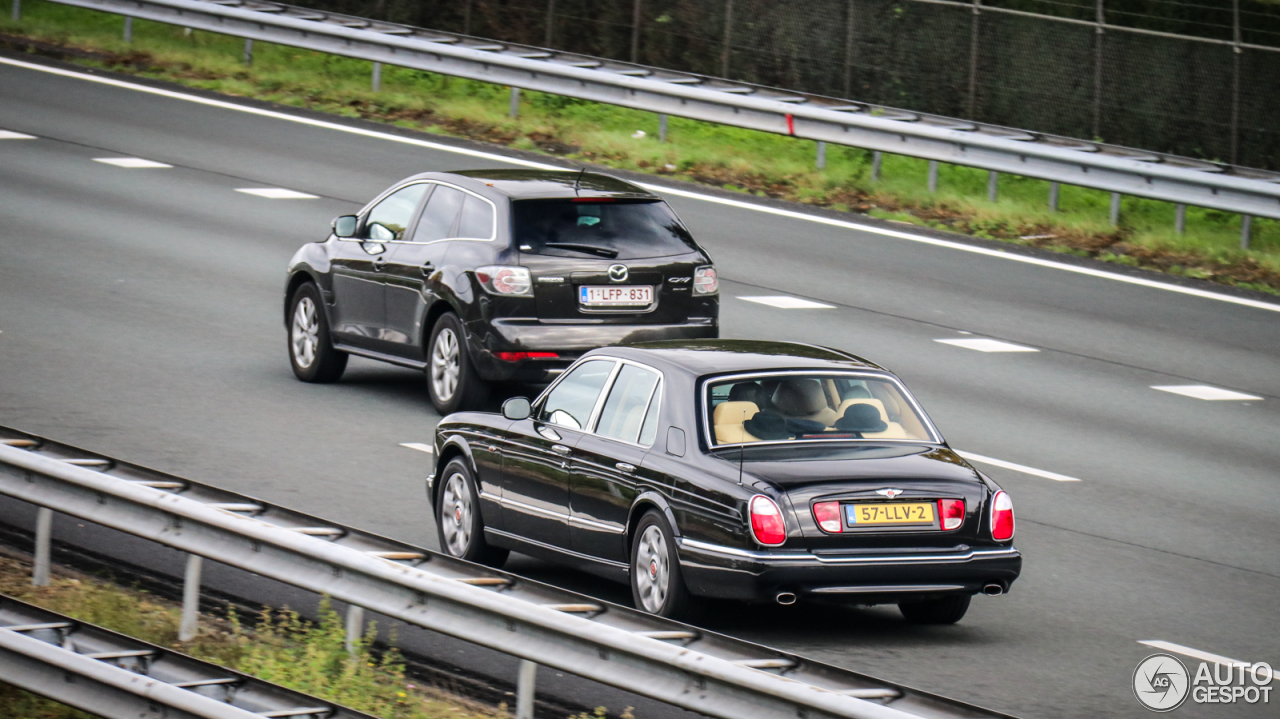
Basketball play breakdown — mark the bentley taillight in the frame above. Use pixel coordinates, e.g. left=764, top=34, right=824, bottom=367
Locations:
left=749, top=495, right=787, bottom=546
left=938, top=499, right=965, bottom=531
left=990, top=490, right=1015, bottom=541
left=812, top=501, right=842, bottom=533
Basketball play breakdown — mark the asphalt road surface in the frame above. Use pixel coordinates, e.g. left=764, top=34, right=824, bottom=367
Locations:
left=1, top=53, right=1277, bottom=719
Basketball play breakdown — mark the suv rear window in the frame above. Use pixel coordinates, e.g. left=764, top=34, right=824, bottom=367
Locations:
left=512, top=199, right=699, bottom=260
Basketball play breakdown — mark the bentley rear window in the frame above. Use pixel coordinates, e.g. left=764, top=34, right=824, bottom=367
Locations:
left=512, top=199, right=699, bottom=260
left=706, top=374, right=936, bottom=446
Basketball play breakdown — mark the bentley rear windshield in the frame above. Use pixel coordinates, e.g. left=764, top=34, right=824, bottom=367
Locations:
left=512, top=199, right=700, bottom=260
left=706, top=373, right=937, bottom=446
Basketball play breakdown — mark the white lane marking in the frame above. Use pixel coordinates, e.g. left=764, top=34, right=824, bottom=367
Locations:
left=4, top=54, right=1279, bottom=315
left=934, top=338, right=1039, bottom=353
left=0, top=130, right=37, bottom=139
left=738, top=296, right=836, bottom=309
left=956, top=451, right=1082, bottom=482
left=94, top=157, right=173, bottom=168
left=1138, top=641, right=1275, bottom=683
left=1151, top=385, right=1263, bottom=401
left=236, top=187, right=319, bottom=199
left=399, top=442, right=434, bottom=454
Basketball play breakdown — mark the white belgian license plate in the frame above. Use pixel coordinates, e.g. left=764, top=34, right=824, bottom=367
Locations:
left=579, top=285, right=653, bottom=306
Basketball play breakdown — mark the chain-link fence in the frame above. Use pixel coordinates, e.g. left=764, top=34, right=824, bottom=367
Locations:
left=295, top=0, right=1280, bottom=171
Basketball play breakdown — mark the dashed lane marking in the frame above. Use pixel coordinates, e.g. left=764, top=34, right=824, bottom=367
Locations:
left=235, top=187, right=319, bottom=199
left=956, top=451, right=1082, bottom=482
left=0, top=130, right=36, bottom=140
left=738, top=296, right=836, bottom=309
left=935, top=338, right=1039, bottom=353
left=5, top=55, right=1277, bottom=314
left=1151, top=385, right=1262, bottom=401
left=399, top=443, right=434, bottom=454
left=1138, top=641, right=1274, bottom=683
left=94, top=157, right=173, bottom=168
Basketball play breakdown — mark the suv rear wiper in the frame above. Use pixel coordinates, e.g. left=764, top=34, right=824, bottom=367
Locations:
left=543, top=242, right=619, bottom=259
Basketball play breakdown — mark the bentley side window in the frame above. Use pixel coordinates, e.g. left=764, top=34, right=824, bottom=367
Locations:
left=637, top=380, right=662, bottom=447
left=365, top=184, right=428, bottom=241
left=596, top=365, right=661, bottom=444
left=538, top=360, right=616, bottom=431
left=412, top=185, right=466, bottom=243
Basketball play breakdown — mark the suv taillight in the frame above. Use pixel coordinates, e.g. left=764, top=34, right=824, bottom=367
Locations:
left=749, top=495, right=786, bottom=546
left=938, top=499, right=965, bottom=531
left=476, top=266, right=532, bottom=296
left=990, top=491, right=1014, bottom=541
left=694, top=265, right=718, bottom=294
left=813, top=501, right=842, bottom=533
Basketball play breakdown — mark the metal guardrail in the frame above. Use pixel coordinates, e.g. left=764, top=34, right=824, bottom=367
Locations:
left=37, top=0, right=1280, bottom=222
left=0, top=593, right=379, bottom=719
left=0, top=427, right=1016, bottom=719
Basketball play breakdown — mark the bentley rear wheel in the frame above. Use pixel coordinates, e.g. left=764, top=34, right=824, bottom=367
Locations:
left=630, top=510, right=698, bottom=620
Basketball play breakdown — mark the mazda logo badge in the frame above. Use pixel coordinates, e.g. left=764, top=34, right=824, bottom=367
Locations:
left=876, top=489, right=904, bottom=498
left=608, top=264, right=629, bottom=282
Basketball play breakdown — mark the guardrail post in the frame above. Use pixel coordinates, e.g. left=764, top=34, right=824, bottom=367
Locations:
left=11, top=0, right=19, bottom=22
left=516, top=659, right=537, bottom=719
left=816, top=141, right=826, bottom=170
left=927, top=160, right=938, bottom=192
left=179, top=554, right=202, bottom=641
left=509, top=86, right=520, bottom=118
left=371, top=62, right=382, bottom=92
left=870, top=150, right=882, bottom=182
left=32, top=507, right=52, bottom=587
left=1109, top=192, right=1121, bottom=226
left=1240, top=214, right=1252, bottom=249
left=658, top=113, right=668, bottom=142
left=1175, top=203, right=1186, bottom=234
left=124, top=17, right=133, bottom=43
left=987, top=171, right=998, bottom=202
left=344, top=604, right=364, bottom=655
left=1048, top=181, right=1060, bottom=212
left=243, top=38, right=253, bottom=66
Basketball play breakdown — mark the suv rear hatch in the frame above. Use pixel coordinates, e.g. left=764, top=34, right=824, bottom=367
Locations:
left=513, top=198, right=711, bottom=324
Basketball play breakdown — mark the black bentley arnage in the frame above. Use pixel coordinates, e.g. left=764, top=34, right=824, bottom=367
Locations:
left=284, top=170, right=719, bottom=413
left=426, top=340, right=1022, bottom=624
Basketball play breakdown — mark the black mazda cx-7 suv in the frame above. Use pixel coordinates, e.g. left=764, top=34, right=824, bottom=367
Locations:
left=284, top=170, right=720, bottom=412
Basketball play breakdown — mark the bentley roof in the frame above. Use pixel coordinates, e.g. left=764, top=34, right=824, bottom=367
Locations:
left=600, top=340, right=887, bottom=376
left=437, top=170, right=657, bottom=200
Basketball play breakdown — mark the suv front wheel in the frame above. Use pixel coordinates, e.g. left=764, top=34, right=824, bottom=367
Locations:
left=426, top=313, right=488, bottom=414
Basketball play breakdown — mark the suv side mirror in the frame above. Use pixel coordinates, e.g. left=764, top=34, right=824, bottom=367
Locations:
left=502, top=397, right=532, bottom=421
left=332, top=215, right=358, bottom=238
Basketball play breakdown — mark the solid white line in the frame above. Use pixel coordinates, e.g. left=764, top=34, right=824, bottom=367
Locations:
left=956, top=451, right=1082, bottom=482
left=399, top=442, right=434, bottom=454
left=1138, top=641, right=1274, bottom=682
left=4, top=54, right=1279, bottom=314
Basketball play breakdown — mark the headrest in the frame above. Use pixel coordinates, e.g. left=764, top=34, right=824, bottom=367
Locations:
left=843, top=385, right=871, bottom=399
left=837, top=398, right=889, bottom=423
left=728, top=382, right=762, bottom=404
left=835, top=403, right=888, bottom=433
left=713, top=401, right=758, bottom=426
left=772, top=379, right=828, bottom=415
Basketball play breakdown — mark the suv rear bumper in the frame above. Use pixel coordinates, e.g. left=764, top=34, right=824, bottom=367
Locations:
left=676, top=538, right=1022, bottom=603
left=466, top=317, right=718, bottom=382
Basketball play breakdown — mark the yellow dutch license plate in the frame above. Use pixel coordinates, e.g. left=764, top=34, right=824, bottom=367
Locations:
left=847, top=502, right=935, bottom=525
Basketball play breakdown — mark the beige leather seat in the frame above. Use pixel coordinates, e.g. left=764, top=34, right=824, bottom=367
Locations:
left=713, top=401, right=761, bottom=444
left=836, top=398, right=909, bottom=439
left=771, top=379, right=838, bottom=426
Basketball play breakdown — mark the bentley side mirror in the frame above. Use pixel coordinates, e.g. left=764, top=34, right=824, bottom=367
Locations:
left=332, top=215, right=358, bottom=238
left=502, top=397, right=532, bottom=421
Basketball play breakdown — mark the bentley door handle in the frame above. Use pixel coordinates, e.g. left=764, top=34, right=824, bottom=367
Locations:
left=615, top=462, right=636, bottom=473
left=372, top=257, right=387, bottom=271
left=420, top=262, right=434, bottom=277
left=552, top=445, right=572, bottom=456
